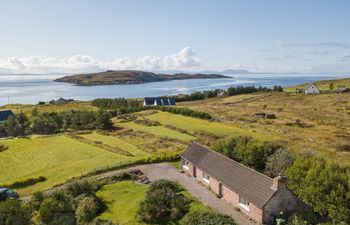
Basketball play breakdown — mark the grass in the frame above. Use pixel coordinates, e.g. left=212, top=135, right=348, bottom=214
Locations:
left=0, top=135, right=136, bottom=195
left=80, top=132, right=150, bottom=157
left=144, top=111, right=270, bottom=140
left=97, top=181, right=210, bottom=225
left=0, top=101, right=97, bottom=115
left=118, top=120, right=196, bottom=141
left=284, top=77, right=350, bottom=92
left=178, top=90, right=350, bottom=166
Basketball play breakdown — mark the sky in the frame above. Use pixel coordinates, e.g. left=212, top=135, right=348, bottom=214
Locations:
left=0, top=0, right=350, bottom=74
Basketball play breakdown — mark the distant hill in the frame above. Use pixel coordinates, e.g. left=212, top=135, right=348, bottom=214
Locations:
left=201, top=69, right=250, bottom=74
left=54, top=70, right=231, bottom=86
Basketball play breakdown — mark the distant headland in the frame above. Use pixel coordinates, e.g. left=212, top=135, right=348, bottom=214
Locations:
left=54, top=70, right=232, bottom=86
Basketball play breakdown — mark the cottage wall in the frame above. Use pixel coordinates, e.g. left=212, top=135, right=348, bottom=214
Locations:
left=263, top=185, right=305, bottom=224
left=182, top=158, right=264, bottom=224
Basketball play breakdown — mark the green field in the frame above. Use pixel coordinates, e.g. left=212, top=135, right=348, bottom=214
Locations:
left=80, top=132, right=150, bottom=157
left=143, top=111, right=271, bottom=140
left=97, top=181, right=210, bottom=225
left=118, top=120, right=195, bottom=141
left=0, top=135, right=136, bottom=195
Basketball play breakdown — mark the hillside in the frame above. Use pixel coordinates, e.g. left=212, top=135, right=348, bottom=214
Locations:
left=284, top=77, right=350, bottom=92
left=54, top=70, right=231, bottom=86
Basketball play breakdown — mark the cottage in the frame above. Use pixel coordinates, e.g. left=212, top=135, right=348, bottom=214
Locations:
left=0, top=110, right=14, bottom=122
left=50, top=97, right=70, bottom=105
left=297, top=83, right=320, bottom=94
left=143, top=97, right=176, bottom=106
left=181, top=143, right=302, bottom=225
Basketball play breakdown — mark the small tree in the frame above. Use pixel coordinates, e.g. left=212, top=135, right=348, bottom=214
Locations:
left=138, top=180, right=190, bottom=223
left=75, top=195, right=104, bottom=225
left=329, top=83, right=334, bottom=90
left=5, top=115, right=23, bottom=137
left=265, top=149, right=294, bottom=177
left=286, top=214, right=309, bottom=225
left=0, top=199, right=31, bottom=225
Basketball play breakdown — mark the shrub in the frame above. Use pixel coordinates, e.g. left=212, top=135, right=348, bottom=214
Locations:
left=182, top=211, right=237, bottom=225
left=89, top=218, right=118, bottom=225
left=158, top=106, right=212, bottom=120
left=286, top=214, right=310, bottom=225
left=64, top=179, right=101, bottom=198
left=138, top=179, right=190, bottom=223
left=75, top=195, right=105, bottom=224
left=0, top=199, right=31, bottom=225
left=265, top=149, right=294, bottom=177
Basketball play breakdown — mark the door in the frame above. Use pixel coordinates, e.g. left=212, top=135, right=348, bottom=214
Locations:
left=193, top=166, right=197, bottom=178
left=219, top=183, right=223, bottom=198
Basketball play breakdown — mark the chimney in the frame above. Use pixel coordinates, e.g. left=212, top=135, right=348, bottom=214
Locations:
left=271, top=173, right=287, bottom=191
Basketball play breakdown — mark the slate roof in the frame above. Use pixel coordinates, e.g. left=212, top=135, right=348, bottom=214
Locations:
left=144, top=97, right=176, bottom=106
left=0, top=110, right=13, bottom=122
left=305, top=83, right=319, bottom=90
left=181, top=142, right=277, bottom=208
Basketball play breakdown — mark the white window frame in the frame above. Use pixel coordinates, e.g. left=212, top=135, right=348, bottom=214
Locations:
left=202, top=172, right=210, bottom=183
left=239, top=196, right=250, bottom=211
left=182, top=160, right=189, bottom=171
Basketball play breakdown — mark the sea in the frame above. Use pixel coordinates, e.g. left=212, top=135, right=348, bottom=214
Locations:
left=0, top=73, right=349, bottom=106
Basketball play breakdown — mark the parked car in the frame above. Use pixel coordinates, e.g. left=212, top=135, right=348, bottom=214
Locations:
left=0, top=188, right=19, bottom=201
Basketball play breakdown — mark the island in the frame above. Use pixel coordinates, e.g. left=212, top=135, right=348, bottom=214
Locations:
left=54, top=70, right=231, bottom=86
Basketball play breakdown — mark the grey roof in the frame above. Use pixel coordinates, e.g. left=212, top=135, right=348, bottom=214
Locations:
left=305, top=83, right=319, bottom=90
left=181, top=142, right=277, bottom=208
left=0, top=110, right=13, bottom=122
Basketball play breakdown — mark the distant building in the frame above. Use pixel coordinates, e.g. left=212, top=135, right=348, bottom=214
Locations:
left=181, top=142, right=304, bottom=225
left=335, top=87, right=350, bottom=94
left=50, top=97, right=70, bottom=105
left=0, top=110, right=14, bottom=122
left=296, top=83, right=320, bottom=94
left=143, top=97, right=176, bottom=106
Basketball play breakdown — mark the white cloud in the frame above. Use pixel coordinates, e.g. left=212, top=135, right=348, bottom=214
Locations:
left=0, top=47, right=201, bottom=74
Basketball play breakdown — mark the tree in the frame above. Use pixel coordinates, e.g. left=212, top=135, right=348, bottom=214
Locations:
left=182, top=211, right=236, bottom=225
left=31, top=116, right=58, bottom=134
left=75, top=195, right=104, bottom=225
left=138, top=180, right=190, bottom=223
left=329, top=83, right=334, bottom=90
left=0, top=199, right=31, bottom=225
left=285, top=154, right=350, bottom=223
left=5, top=115, right=23, bottom=137
left=16, top=111, right=30, bottom=135
left=95, top=109, right=113, bottom=130
left=265, top=149, right=294, bottom=177
left=89, top=218, right=118, bottom=225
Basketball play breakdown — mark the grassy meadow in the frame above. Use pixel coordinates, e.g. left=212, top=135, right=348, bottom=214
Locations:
left=178, top=85, right=350, bottom=165
left=284, top=77, right=350, bottom=92
left=97, top=181, right=210, bottom=225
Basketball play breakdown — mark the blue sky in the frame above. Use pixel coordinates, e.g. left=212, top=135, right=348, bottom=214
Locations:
left=0, top=0, right=349, bottom=73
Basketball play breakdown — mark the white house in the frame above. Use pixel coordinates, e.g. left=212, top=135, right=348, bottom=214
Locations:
left=297, top=83, right=320, bottom=94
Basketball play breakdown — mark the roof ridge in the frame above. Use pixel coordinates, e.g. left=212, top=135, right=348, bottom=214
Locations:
left=191, top=141, right=274, bottom=181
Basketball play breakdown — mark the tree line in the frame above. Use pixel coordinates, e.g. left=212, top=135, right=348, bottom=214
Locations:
left=0, top=109, right=113, bottom=137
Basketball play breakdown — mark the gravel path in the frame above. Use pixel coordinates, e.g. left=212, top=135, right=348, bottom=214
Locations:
left=97, top=162, right=257, bottom=225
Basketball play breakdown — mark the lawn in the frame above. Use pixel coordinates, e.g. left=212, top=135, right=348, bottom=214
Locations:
left=0, top=135, right=136, bottom=195
left=80, top=132, right=150, bottom=157
left=118, top=121, right=196, bottom=141
left=97, top=181, right=210, bottom=225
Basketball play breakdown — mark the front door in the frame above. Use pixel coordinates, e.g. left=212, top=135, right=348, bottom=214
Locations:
left=193, top=166, right=197, bottom=178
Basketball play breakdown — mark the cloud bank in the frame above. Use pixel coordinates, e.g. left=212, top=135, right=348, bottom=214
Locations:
left=0, top=47, right=201, bottom=74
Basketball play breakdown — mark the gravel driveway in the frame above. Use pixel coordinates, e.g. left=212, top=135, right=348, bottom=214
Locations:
left=98, top=162, right=257, bottom=225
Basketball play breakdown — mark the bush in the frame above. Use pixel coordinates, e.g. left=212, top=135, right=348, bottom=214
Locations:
left=138, top=179, right=190, bottom=223
left=212, top=136, right=284, bottom=173
left=75, top=195, right=105, bottom=224
left=182, top=211, right=237, bottom=225
left=158, top=106, right=212, bottom=120
left=0, top=199, right=31, bottom=225
left=89, top=218, right=118, bottom=225
left=64, top=179, right=101, bottom=198
left=286, top=214, right=310, bottom=225
left=265, top=149, right=294, bottom=177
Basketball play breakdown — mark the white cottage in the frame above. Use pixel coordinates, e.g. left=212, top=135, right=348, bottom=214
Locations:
left=298, top=83, right=320, bottom=94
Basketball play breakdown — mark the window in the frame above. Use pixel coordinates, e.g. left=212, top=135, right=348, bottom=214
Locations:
left=202, top=172, right=210, bottom=183
left=239, top=196, right=250, bottom=211
left=182, top=160, right=189, bottom=170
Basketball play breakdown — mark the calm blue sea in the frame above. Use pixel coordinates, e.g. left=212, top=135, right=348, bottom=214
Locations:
left=0, top=73, right=349, bottom=105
